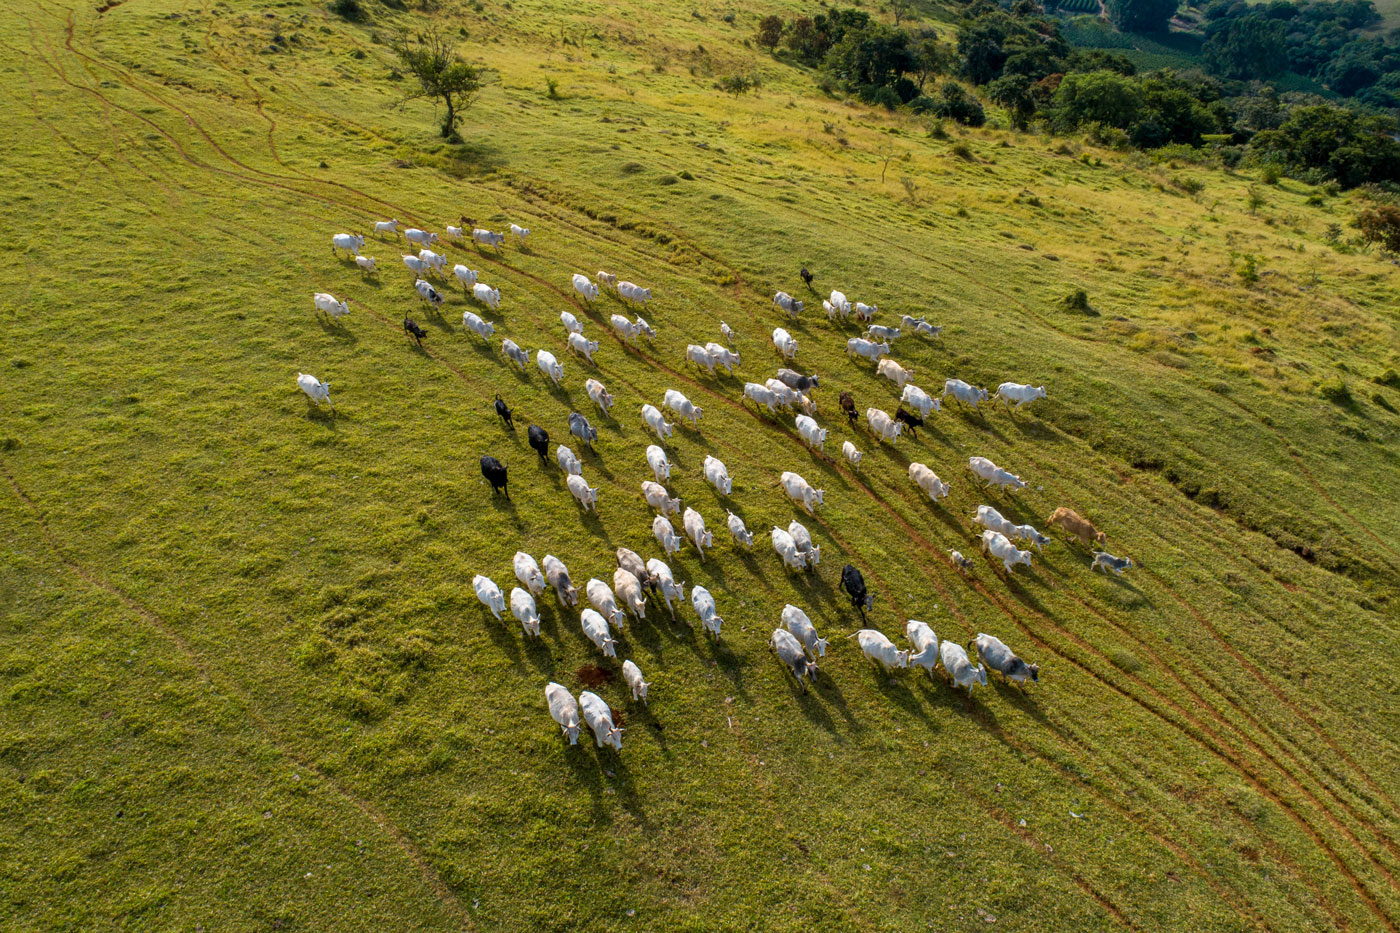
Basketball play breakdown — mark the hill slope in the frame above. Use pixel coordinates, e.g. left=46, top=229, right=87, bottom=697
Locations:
left=1, top=0, right=1398, bottom=929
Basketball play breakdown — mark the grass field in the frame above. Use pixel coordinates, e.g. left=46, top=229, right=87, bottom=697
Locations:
left=1, top=0, right=1398, bottom=929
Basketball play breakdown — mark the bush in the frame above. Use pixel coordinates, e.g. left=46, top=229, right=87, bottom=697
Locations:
left=860, top=84, right=902, bottom=110
left=1061, top=288, right=1096, bottom=314
left=1356, top=204, right=1400, bottom=254
left=1260, top=162, right=1281, bottom=185
left=933, top=82, right=985, bottom=127
left=1237, top=253, right=1259, bottom=284
left=330, top=0, right=366, bottom=20
left=1318, top=377, right=1354, bottom=407
left=908, top=95, right=937, bottom=114
left=950, top=141, right=975, bottom=160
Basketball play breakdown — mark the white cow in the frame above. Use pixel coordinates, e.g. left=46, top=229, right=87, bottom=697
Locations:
left=682, top=507, right=713, bottom=560
left=418, top=248, right=446, bottom=275
left=842, top=440, right=862, bottom=469
left=567, top=332, right=599, bottom=364
left=653, top=515, right=683, bottom=556
left=1010, top=523, right=1051, bottom=552
left=613, top=568, right=647, bottom=623
left=641, top=404, right=674, bottom=443
left=642, top=480, right=682, bottom=516
left=968, top=456, right=1027, bottom=491
left=618, top=281, right=651, bottom=306
left=634, top=315, right=655, bottom=342
left=473, top=282, right=502, bottom=311
left=686, top=344, right=717, bottom=375
left=909, top=462, right=951, bottom=502
left=472, top=574, right=505, bottom=621
left=544, top=682, right=581, bottom=745
left=662, top=389, right=702, bottom=426
left=774, top=291, right=804, bottom=316
left=646, top=558, right=687, bottom=620
left=331, top=232, right=364, bottom=257
left=853, top=301, right=877, bottom=322
left=572, top=273, right=598, bottom=303
left=312, top=293, right=349, bottom=320
left=405, top=228, right=438, bottom=248
left=1092, top=551, right=1136, bottom=575
left=771, top=526, right=808, bottom=571
left=846, top=338, right=889, bottom=363
left=867, top=324, right=900, bottom=343
left=982, top=529, right=1033, bottom=573
left=560, top=310, right=583, bottom=335
left=445, top=225, right=464, bottom=240
left=867, top=408, right=904, bottom=444
left=611, top=314, right=642, bottom=344
left=462, top=310, right=494, bottom=341
left=901, top=384, right=940, bottom=420
left=726, top=510, right=754, bottom=548
left=374, top=220, right=400, bottom=238
left=940, top=641, right=988, bottom=695
left=566, top=474, right=599, bottom=513
left=913, top=320, right=943, bottom=339
left=772, top=328, right=798, bottom=361
left=580, top=610, right=618, bottom=658
left=402, top=254, right=430, bottom=278
left=765, top=379, right=799, bottom=412
left=779, top=471, right=823, bottom=515
left=828, top=290, right=851, bottom=317
left=703, top=455, right=732, bottom=495
left=502, top=338, right=530, bottom=371
left=973, top=504, right=1018, bottom=538
left=414, top=278, right=444, bottom=307
left=556, top=445, right=582, bottom=476
left=471, top=228, right=504, bottom=251
left=622, top=659, right=650, bottom=705
left=510, top=587, right=541, bottom=637
left=794, top=414, right=827, bottom=452
left=906, top=620, right=940, bottom=675
left=453, top=264, right=479, bottom=289
left=856, top=629, right=909, bottom=672
left=543, top=554, right=578, bottom=607
left=296, top=372, right=333, bottom=410
left=597, top=271, right=619, bottom=290
left=876, top=358, right=916, bottom=390
left=771, top=628, right=818, bottom=693
left=782, top=604, right=828, bottom=658
left=509, top=223, right=530, bottom=246
left=513, top=551, right=546, bottom=597
left=787, top=520, right=820, bottom=570
left=823, top=299, right=839, bottom=320
left=996, top=382, right=1047, bottom=410
left=704, top=343, right=740, bottom=374
left=579, top=690, right=623, bottom=750
left=691, top=585, right=723, bottom=640
left=973, top=632, right=1039, bottom=686
left=354, top=255, right=377, bottom=275
left=645, top=445, right=671, bottom=483
left=536, top=350, right=563, bottom=386
left=743, top=382, right=780, bottom=414
left=943, top=378, right=989, bottom=408
left=587, top=577, right=627, bottom=630
left=585, top=378, right=614, bottom=416
left=720, top=321, right=737, bottom=344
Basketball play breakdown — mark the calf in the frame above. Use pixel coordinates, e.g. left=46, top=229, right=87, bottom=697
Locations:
left=568, top=411, right=597, bottom=451
left=771, top=527, right=808, bottom=572
left=795, top=414, right=827, bottom=452
left=354, top=255, right=378, bottom=275
left=556, top=445, right=582, bottom=476
left=823, top=300, right=838, bottom=319
left=842, top=440, right=862, bottom=469
left=703, top=455, right=732, bottom=495
left=510, top=587, right=541, bottom=637
left=597, top=270, right=618, bottom=290
left=787, top=520, right=820, bottom=570
left=480, top=455, right=507, bottom=497
left=544, top=682, right=581, bottom=745
left=982, top=530, right=1032, bottom=574
left=853, top=301, right=878, bottom=322
left=566, top=473, right=599, bottom=513
left=772, top=328, right=798, bottom=362
left=296, top=373, right=333, bottom=411
left=913, top=320, right=943, bottom=339
left=720, top=321, right=737, bottom=344
left=1010, top=523, right=1051, bottom=552
left=682, top=507, right=713, bottom=560
left=1092, top=551, right=1136, bottom=575
left=503, top=339, right=530, bottom=372
left=726, top=510, right=754, bottom=548
left=800, top=266, right=814, bottom=289
left=773, top=291, right=804, bottom=317
left=514, top=551, right=546, bottom=597
left=905, top=621, right=940, bottom=676
left=578, top=690, right=623, bottom=750
left=585, top=378, right=615, bottom=416
left=839, top=390, right=857, bottom=424
left=527, top=425, right=549, bottom=461
left=634, top=316, right=656, bottom=342
left=971, top=632, right=1039, bottom=687
left=856, top=629, right=909, bottom=672
left=642, top=480, right=680, bottom=516
left=646, top=558, right=687, bottom=620
left=894, top=406, right=924, bottom=438
left=653, top=515, right=683, bottom=556
left=622, top=659, right=650, bottom=705
left=472, top=574, right=505, bottom=620
left=374, top=220, right=400, bottom=238
left=493, top=394, right=514, bottom=429
left=782, top=604, right=828, bottom=658
left=509, top=223, right=530, bottom=246
left=641, top=404, right=674, bottom=443
left=662, top=389, right=702, bottom=426
left=543, top=554, right=578, bottom=607
left=691, top=585, right=723, bottom=640
left=771, top=628, right=818, bottom=693
left=1047, top=507, right=1106, bottom=547
left=909, top=462, right=950, bottom=501
left=779, top=471, right=823, bottom=515
left=403, top=315, right=427, bottom=347
left=841, top=564, right=874, bottom=619
left=940, top=641, right=988, bottom=696
left=645, top=445, right=671, bottom=483
left=950, top=549, right=975, bottom=573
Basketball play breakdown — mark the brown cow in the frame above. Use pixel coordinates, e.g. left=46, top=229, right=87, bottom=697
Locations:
left=1047, top=507, right=1106, bottom=547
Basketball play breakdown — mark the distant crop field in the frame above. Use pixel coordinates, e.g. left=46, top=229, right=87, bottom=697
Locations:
left=2, top=0, right=1398, bottom=930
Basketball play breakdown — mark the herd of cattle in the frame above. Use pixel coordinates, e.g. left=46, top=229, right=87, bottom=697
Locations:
left=300, top=219, right=1137, bottom=753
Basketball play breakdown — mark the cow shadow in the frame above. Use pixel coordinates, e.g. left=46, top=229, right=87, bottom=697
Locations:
left=479, top=615, right=522, bottom=666
left=304, top=405, right=339, bottom=427
left=811, top=670, right=861, bottom=732
left=1009, top=416, right=1062, bottom=443
left=315, top=316, right=358, bottom=342
left=486, top=490, right=517, bottom=513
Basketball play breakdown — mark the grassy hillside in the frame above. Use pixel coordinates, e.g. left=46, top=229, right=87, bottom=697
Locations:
left=1, top=0, right=1398, bottom=930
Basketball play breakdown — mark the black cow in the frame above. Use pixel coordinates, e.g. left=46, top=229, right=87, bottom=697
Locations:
left=839, top=390, right=857, bottom=424
left=800, top=266, right=814, bottom=291
left=494, top=394, right=514, bottom=430
left=894, top=406, right=923, bottom=438
left=840, top=563, right=875, bottom=621
left=403, top=314, right=427, bottom=347
left=527, top=425, right=549, bottom=462
left=480, top=455, right=508, bottom=498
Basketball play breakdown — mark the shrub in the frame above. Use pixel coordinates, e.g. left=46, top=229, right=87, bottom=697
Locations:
left=950, top=141, right=974, bottom=160
left=908, top=95, right=937, bottom=114
left=330, top=0, right=366, bottom=20
left=861, top=84, right=901, bottom=110
left=545, top=76, right=561, bottom=99
left=1356, top=204, right=1400, bottom=254
left=1374, top=367, right=1400, bottom=389
left=933, top=82, right=985, bottom=127
left=1318, top=377, right=1354, bottom=407
left=1237, top=253, right=1259, bottom=284
left=926, top=117, right=948, bottom=139
left=1061, top=288, right=1096, bottom=314
left=1260, top=162, right=1281, bottom=185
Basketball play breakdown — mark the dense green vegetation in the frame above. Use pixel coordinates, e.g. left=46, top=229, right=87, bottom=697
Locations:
left=2, top=0, right=1398, bottom=929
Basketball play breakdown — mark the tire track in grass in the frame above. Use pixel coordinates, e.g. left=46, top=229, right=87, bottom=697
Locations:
left=0, top=461, right=476, bottom=929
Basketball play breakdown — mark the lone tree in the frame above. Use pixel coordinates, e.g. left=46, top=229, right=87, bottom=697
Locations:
left=390, top=28, right=481, bottom=139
